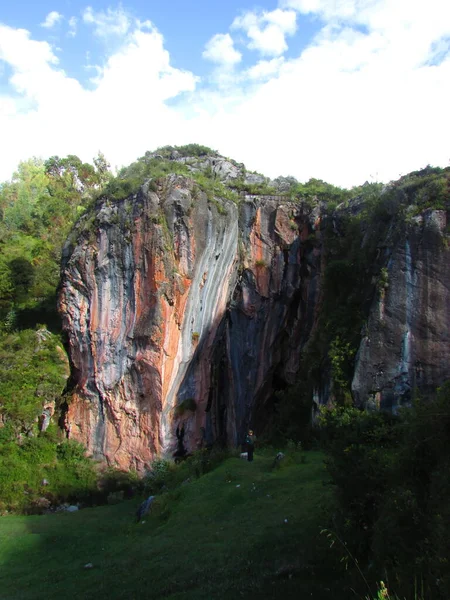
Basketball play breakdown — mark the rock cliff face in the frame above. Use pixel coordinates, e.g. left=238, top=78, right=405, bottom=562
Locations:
left=58, top=158, right=450, bottom=470
left=59, top=173, right=321, bottom=469
left=352, top=209, right=450, bottom=411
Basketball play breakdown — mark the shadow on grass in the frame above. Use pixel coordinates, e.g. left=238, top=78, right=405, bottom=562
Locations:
left=0, top=452, right=359, bottom=600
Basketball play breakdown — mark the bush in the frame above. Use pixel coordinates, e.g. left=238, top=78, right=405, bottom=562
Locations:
left=0, top=437, right=98, bottom=513
left=320, top=386, right=450, bottom=599
left=144, top=458, right=174, bottom=494
left=56, top=439, right=89, bottom=463
left=0, top=328, right=68, bottom=435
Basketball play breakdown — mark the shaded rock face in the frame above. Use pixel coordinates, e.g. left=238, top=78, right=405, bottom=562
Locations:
left=59, top=176, right=319, bottom=469
left=352, top=209, right=450, bottom=411
left=202, top=200, right=321, bottom=447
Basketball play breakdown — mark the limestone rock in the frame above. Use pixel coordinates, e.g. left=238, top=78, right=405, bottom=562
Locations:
left=352, top=209, right=450, bottom=411
left=59, top=177, right=320, bottom=470
left=58, top=164, right=450, bottom=470
left=244, top=173, right=268, bottom=186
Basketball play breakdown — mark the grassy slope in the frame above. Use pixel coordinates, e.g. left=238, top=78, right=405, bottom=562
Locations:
left=0, top=451, right=337, bottom=600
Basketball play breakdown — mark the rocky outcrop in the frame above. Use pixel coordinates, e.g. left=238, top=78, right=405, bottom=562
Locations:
left=59, top=173, right=321, bottom=469
left=59, top=158, right=450, bottom=470
left=352, top=209, right=450, bottom=411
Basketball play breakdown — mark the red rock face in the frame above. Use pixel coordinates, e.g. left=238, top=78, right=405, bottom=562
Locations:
left=59, top=178, right=321, bottom=470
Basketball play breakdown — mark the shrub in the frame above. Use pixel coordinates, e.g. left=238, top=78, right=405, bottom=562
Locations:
left=144, top=458, right=174, bottom=494
left=0, top=328, right=68, bottom=436
left=0, top=437, right=98, bottom=513
left=320, top=386, right=450, bottom=599
left=56, top=440, right=89, bottom=463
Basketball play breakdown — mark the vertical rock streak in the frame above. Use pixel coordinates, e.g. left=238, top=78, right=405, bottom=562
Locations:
left=396, top=239, right=415, bottom=405
left=161, top=204, right=238, bottom=451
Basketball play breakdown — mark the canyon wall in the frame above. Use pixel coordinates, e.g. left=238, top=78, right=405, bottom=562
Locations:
left=59, top=164, right=450, bottom=470
left=59, top=174, right=322, bottom=469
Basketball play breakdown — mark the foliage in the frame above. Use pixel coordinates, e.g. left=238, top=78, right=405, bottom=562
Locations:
left=143, top=446, right=234, bottom=495
left=100, top=155, right=190, bottom=201
left=96, top=467, right=140, bottom=502
left=0, top=326, right=103, bottom=513
left=329, top=336, right=356, bottom=399
left=192, top=171, right=239, bottom=205
left=175, top=397, right=197, bottom=417
left=0, top=328, right=68, bottom=435
left=393, top=165, right=450, bottom=213
left=0, top=153, right=112, bottom=327
left=378, top=267, right=389, bottom=291
left=0, top=436, right=97, bottom=513
left=320, top=385, right=450, bottom=599
left=292, top=178, right=351, bottom=206
left=156, top=143, right=218, bottom=158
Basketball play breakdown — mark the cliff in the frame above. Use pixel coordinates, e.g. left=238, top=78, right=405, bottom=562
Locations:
left=352, top=208, right=450, bottom=410
left=58, top=154, right=450, bottom=469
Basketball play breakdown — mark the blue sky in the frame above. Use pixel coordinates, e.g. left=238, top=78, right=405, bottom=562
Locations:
left=1, top=0, right=449, bottom=186
left=0, top=1, right=320, bottom=80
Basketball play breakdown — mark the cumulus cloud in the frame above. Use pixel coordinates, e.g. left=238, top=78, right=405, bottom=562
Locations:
left=0, top=21, right=197, bottom=180
left=1, top=0, right=450, bottom=187
left=40, top=11, right=63, bottom=29
left=194, top=0, right=450, bottom=185
left=203, top=33, right=242, bottom=66
left=246, top=57, right=285, bottom=80
left=232, top=9, right=297, bottom=56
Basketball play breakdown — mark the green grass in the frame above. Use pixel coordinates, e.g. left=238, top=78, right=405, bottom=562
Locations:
left=0, top=451, right=336, bottom=599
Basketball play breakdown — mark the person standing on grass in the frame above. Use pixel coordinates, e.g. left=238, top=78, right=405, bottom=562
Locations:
left=246, top=429, right=256, bottom=462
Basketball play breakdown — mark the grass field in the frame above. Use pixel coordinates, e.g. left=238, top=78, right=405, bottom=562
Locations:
left=0, top=451, right=340, bottom=600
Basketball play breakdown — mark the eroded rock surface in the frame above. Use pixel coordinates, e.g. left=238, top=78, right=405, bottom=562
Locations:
left=59, top=173, right=321, bottom=469
left=59, top=161, right=450, bottom=470
left=352, top=209, right=450, bottom=411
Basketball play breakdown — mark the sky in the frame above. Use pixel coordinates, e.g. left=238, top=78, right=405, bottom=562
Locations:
left=0, top=0, right=449, bottom=188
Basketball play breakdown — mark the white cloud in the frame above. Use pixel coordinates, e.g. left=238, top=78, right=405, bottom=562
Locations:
left=1, top=0, right=450, bottom=187
left=232, top=9, right=297, bottom=56
left=0, top=22, right=197, bottom=180
left=203, top=33, right=242, bottom=66
left=68, top=17, right=77, bottom=38
left=40, top=11, right=63, bottom=29
left=246, top=57, right=285, bottom=80
left=193, top=0, right=450, bottom=186
left=82, top=6, right=131, bottom=39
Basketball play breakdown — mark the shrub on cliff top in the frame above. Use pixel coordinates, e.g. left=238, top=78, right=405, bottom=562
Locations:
left=156, top=144, right=218, bottom=158
left=100, top=156, right=190, bottom=201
